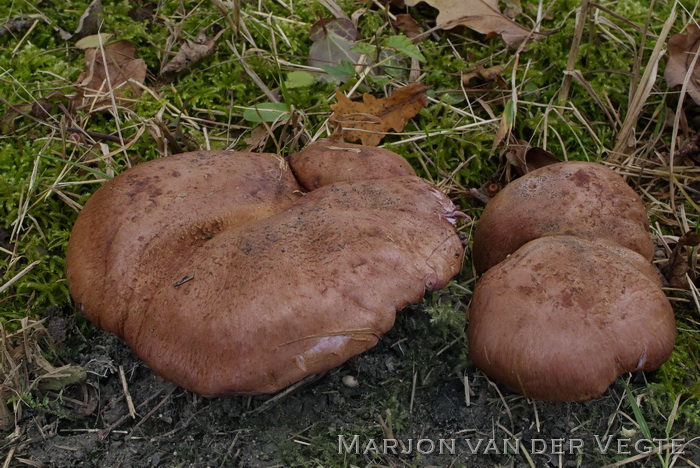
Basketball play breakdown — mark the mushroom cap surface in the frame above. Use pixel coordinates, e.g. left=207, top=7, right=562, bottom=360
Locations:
left=67, top=145, right=464, bottom=396
left=288, top=138, right=416, bottom=190
left=472, top=161, right=654, bottom=273
left=468, top=235, right=675, bottom=401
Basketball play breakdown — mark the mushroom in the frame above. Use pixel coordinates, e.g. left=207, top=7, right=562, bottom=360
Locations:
left=468, top=235, right=675, bottom=401
left=288, top=138, right=416, bottom=190
left=472, top=161, right=654, bottom=274
left=66, top=141, right=464, bottom=396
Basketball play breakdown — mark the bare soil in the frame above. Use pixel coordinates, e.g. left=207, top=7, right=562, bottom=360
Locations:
left=3, top=304, right=697, bottom=468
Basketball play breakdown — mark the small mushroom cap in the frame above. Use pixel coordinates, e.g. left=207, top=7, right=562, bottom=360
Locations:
left=287, top=139, right=416, bottom=190
left=67, top=147, right=463, bottom=396
left=472, top=161, right=654, bottom=273
left=468, top=235, right=675, bottom=401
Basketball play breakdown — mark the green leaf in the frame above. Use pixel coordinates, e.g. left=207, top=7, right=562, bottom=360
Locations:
left=622, top=380, right=653, bottom=440
left=504, top=99, right=516, bottom=127
left=284, top=71, right=315, bottom=89
left=242, top=103, right=291, bottom=123
left=385, top=35, right=425, bottom=62
left=308, top=18, right=359, bottom=83
left=38, top=154, right=112, bottom=179
left=74, top=33, right=114, bottom=49
left=352, top=42, right=377, bottom=57
left=320, top=61, right=355, bottom=81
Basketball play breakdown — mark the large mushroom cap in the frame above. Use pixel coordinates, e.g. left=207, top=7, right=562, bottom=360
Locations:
left=472, top=161, right=654, bottom=273
left=66, top=142, right=464, bottom=396
left=468, top=235, right=675, bottom=401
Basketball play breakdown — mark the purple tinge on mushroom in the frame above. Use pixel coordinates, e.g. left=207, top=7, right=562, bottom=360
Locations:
left=468, top=161, right=676, bottom=401
left=66, top=139, right=465, bottom=396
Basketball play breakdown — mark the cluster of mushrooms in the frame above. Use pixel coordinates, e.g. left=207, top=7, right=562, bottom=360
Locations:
left=67, top=140, right=676, bottom=402
left=66, top=139, right=465, bottom=396
left=468, top=162, right=676, bottom=401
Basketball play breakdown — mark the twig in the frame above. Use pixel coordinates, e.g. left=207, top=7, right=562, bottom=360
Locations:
left=97, top=385, right=170, bottom=440
left=66, top=127, right=133, bottom=144
left=125, top=385, right=177, bottom=440
left=0, top=260, right=41, bottom=295
left=558, top=0, right=590, bottom=105
left=118, top=366, right=136, bottom=419
left=611, top=6, right=677, bottom=159
left=246, top=373, right=326, bottom=416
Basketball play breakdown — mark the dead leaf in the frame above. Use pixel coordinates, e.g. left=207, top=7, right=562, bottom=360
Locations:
left=308, top=17, right=359, bottom=82
left=0, top=18, right=35, bottom=37
left=664, top=25, right=700, bottom=105
left=462, top=64, right=506, bottom=86
left=1, top=93, right=68, bottom=133
left=405, top=0, right=544, bottom=48
left=160, top=27, right=223, bottom=83
left=502, top=0, right=522, bottom=19
left=505, top=139, right=561, bottom=175
left=73, top=40, right=147, bottom=112
left=73, top=0, right=103, bottom=40
left=392, top=14, right=423, bottom=40
left=128, top=2, right=157, bottom=22
left=330, top=83, right=428, bottom=146
left=662, top=231, right=700, bottom=289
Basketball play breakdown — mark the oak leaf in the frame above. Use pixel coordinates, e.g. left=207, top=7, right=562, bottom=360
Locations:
left=405, top=0, right=542, bottom=48
left=664, top=25, right=700, bottom=105
left=74, top=40, right=147, bottom=112
left=330, top=83, right=428, bottom=146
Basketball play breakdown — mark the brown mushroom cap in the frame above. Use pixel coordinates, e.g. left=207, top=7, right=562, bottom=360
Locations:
left=472, top=161, right=654, bottom=274
left=66, top=143, right=464, bottom=396
left=468, top=235, right=675, bottom=401
left=288, top=138, right=416, bottom=190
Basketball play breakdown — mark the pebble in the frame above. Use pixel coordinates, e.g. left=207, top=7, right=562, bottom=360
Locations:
left=342, top=375, right=358, bottom=388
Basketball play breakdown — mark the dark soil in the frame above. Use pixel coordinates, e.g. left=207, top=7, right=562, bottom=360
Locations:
left=4, top=307, right=699, bottom=467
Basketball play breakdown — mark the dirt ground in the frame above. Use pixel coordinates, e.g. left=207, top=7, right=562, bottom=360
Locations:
left=1, top=304, right=696, bottom=468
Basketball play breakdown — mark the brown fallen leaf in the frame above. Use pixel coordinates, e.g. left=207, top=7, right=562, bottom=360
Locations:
left=505, top=139, right=561, bottom=175
left=330, top=83, right=428, bottom=146
left=73, top=40, right=147, bottom=112
left=73, top=0, right=103, bottom=40
left=662, top=231, right=700, bottom=289
left=392, top=13, right=423, bottom=40
left=0, top=18, right=35, bottom=37
left=128, top=2, right=157, bottom=22
left=405, top=0, right=544, bottom=48
left=462, top=64, right=506, bottom=86
left=664, top=25, right=700, bottom=105
left=160, top=27, right=223, bottom=83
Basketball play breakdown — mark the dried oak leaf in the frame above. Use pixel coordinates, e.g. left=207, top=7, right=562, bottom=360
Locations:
left=160, top=27, right=222, bottom=83
left=664, top=25, right=700, bottom=105
left=330, top=83, right=428, bottom=146
left=405, top=0, right=543, bottom=48
left=74, top=40, right=147, bottom=112
left=662, top=231, right=700, bottom=289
